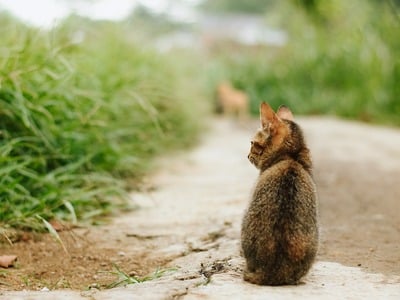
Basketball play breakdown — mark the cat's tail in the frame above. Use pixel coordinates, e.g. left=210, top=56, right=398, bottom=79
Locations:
left=243, top=269, right=265, bottom=285
left=243, top=268, right=299, bottom=286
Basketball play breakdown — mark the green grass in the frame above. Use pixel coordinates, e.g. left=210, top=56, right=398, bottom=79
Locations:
left=0, top=16, right=208, bottom=231
left=208, top=0, right=400, bottom=125
left=105, top=264, right=177, bottom=289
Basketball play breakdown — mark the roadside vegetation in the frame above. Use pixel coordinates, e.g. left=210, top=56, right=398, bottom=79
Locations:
left=206, top=0, right=400, bottom=125
left=0, top=14, right=208, bottom=231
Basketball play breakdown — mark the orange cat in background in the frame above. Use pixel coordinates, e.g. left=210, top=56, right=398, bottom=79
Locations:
left=216, top=81, right=249, bottom=120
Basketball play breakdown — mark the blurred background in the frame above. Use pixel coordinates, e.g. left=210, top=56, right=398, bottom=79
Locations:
left=0, top=0, right=399, bottom=230
left=2, top=0, right=400, bottom=122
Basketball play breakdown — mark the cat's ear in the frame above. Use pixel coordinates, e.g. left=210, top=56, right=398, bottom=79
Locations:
left=277, top=105, right=294, bottom=121
left=260, top=102, right=279, bottom=130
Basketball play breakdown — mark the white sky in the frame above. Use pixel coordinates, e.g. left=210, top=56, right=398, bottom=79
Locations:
left=0, top=0, right=200, bottom=28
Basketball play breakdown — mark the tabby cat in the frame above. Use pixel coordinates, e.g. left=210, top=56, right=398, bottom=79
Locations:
left=241, top=102, right=318, bottom=285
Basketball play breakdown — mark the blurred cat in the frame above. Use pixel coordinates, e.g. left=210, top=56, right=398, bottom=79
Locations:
left=241, top=102, right=318, bottom=285
left=216, top=81, right=248, bottom=120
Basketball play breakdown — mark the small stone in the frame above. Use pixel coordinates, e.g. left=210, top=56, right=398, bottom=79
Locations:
left=89, top=283, right=100, bottom=289
left=40, top=287, right=50, bottom=292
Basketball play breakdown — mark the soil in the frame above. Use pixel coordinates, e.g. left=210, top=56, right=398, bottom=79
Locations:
left=0, top=227, right=175, bottom=290
left=1, top=117, right=399, bottom=299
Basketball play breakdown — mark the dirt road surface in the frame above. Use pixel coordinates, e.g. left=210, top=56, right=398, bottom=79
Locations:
left=1, top=117, right=400, bottom=299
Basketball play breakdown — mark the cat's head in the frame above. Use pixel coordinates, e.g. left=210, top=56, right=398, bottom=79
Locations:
left=248, top=102, right=305, bottom=170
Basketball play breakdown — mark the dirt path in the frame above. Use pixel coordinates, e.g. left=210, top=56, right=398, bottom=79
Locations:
left=1, top=117, right=400, bottom=299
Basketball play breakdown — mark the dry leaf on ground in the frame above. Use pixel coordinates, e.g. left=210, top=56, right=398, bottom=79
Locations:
left=0, top=255, right=17, bottom=268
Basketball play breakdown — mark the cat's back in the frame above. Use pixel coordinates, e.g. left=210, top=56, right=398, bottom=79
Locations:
left=252, top=159, right=316, bottom=222
left=257, top=159, right=314, bottom=195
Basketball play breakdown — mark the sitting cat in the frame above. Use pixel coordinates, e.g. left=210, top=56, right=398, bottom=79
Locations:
left=241, top=102, right=318, bottom=285
left=216, top=81, right=248, bottom=120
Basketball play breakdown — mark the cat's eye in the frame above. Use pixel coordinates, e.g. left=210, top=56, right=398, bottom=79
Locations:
left=251, top=141, right=264, bottom=155
left=251, top=141, right=262, bottom=148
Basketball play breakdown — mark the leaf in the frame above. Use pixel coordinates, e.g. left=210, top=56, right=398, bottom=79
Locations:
left=36, top=215, right=69, bottom=255
left=0, top=255, right=17, bottom=268
left=64, top=201, right=77, bottom=224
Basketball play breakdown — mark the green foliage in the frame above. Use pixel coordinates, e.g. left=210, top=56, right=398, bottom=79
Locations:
left=209, top=0, right=400, bottom=125
left=0, top=16, right=207, bottom=230
left=200, top=0, right=272, bottom=14
left=106, top=264, right=176, bottom=288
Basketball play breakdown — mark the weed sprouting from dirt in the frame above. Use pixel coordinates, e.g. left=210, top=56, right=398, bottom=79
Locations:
left=105, top=264, right=177, bottom=289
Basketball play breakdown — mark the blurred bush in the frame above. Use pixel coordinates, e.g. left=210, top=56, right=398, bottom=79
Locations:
left=209, top=0, right=400, bottom=125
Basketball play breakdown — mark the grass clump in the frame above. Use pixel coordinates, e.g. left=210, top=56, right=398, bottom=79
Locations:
left=0, top=16, right=207, bottom=231
left=105, top=264, right=176, bottom=289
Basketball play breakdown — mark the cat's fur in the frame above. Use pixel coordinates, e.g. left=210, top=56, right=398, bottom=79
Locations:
left=216, top=81, right=248, bottom=120
left=241, top=102, right=318, bottom=286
